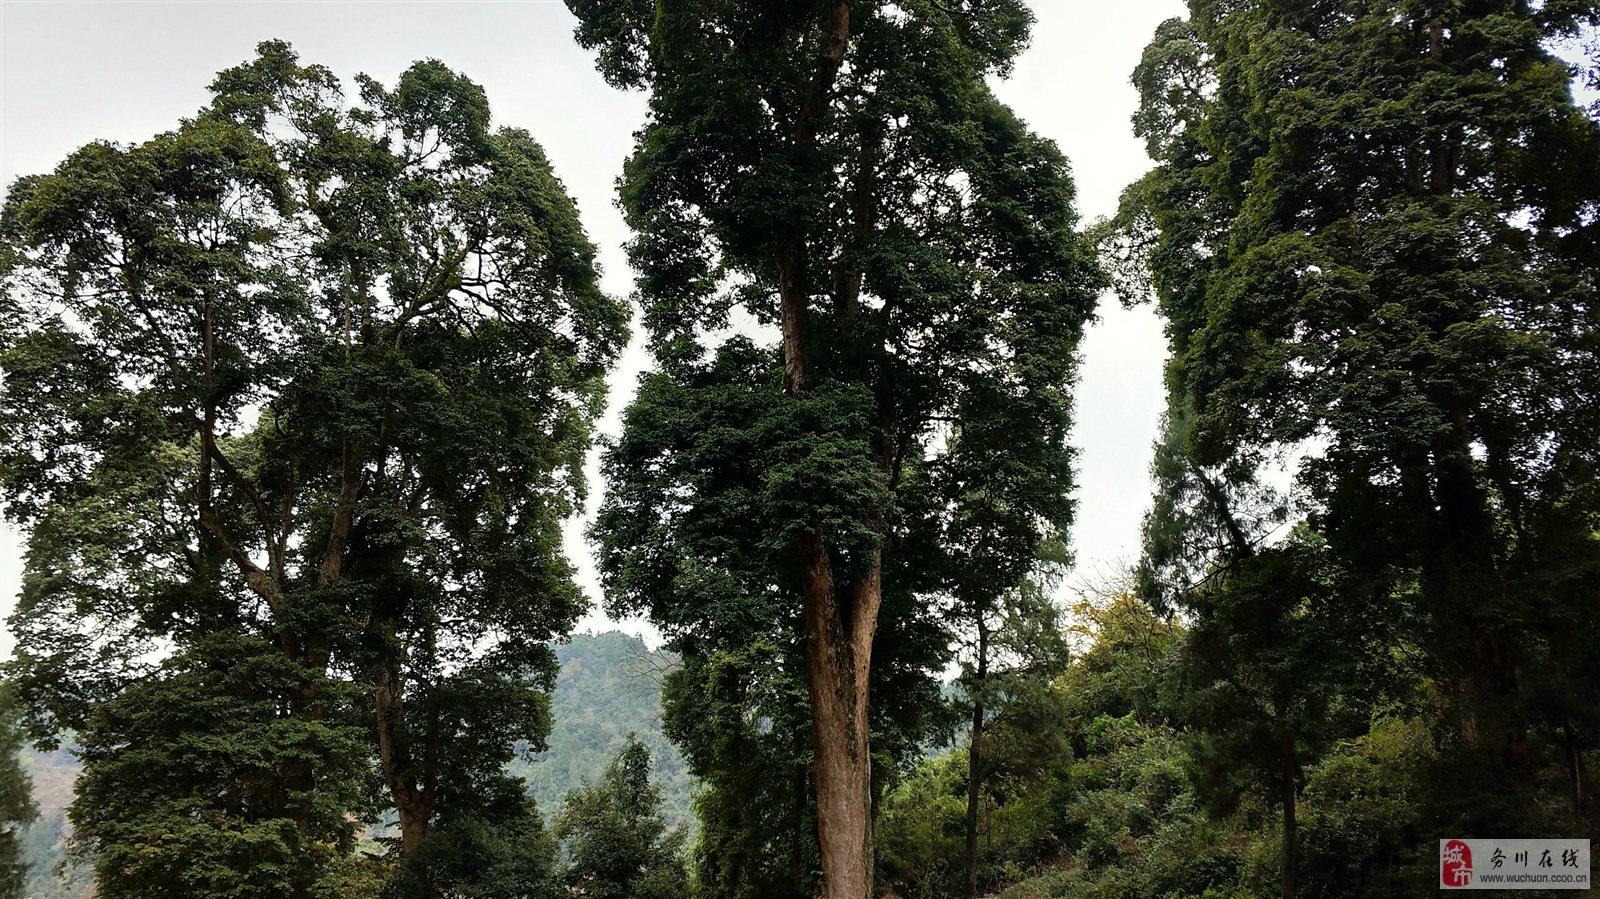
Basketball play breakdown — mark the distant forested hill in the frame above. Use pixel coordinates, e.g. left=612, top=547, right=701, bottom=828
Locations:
left=514, top=631, right=694, bottom=829
left=15, top=630, right=693, bottom=896
left=18, top=747, right=89, bottom=899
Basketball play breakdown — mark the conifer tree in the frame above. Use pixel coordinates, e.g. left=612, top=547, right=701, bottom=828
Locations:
left=571, top=5, right=1103, bottom=895
left=1122, top=0, right=1600, bottom=852
left=555, top=737, right=687, bottom=899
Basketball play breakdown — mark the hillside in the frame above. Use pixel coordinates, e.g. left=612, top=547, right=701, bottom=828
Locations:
left=18, top=747, right=89, bottom=899
left=517, top=631, right=694, bottom=829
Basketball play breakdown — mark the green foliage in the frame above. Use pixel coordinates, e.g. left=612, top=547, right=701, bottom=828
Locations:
left=1024, top=596, right=1263, bottom=899
left=1003, top=713, right=1454, bottom=899
left=878, top=703, right=1071, bottom=898
left=929, top=573, right=1075, bottom=897
left=0, top=39, right=623, bottom=897
left=1295, top=717, right=1437, bottom=899
left=885, top=594, right=1258, bottom=899
left=663, top=638, right=820, bottom=899
left=1171, top=526, right=1402, bottom=883
left=555, top=737, right=687, bottom=899
left=1111, top=1, right=1600, bottom=882
left=514, top=632, right=691, bottom=830
left=942, top=594, right=1448, bottom=899
left=877, top=751, right=968, bottom=897
left=386, top=797, right=559, bottom=899
left=69, top=636, right=370, bottom=899
left=0, top=686, right=36, bottom=899
left=880, top=586, right=1597, bottom=899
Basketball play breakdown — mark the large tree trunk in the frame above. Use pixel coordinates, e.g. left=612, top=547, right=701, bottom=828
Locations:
left=800, top=534, right=881, bottom=899
left=396, top=797, right=429, bottom=857
left=777, top=137, right=885, bottom=896
left=777, top=11, right=876, bottom=891
left=1431, top=407, right=1524, bottom=776
left=965, top=620, right=988, bottom=899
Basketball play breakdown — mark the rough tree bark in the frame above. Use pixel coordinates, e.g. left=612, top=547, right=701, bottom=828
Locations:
left=798, top=535, right=881, bottom=899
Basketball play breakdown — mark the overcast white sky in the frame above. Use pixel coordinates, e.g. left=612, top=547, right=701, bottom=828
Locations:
left=0, top=0, right=1184, bottom=655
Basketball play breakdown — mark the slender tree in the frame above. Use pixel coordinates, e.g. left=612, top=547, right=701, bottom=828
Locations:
left=573, top=5, right=1102, bottom=895
left=949, top=576, right=1070, bottom=899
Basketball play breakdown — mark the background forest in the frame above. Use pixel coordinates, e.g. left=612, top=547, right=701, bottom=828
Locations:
left=0, top=2, right=1598, bottom=899
left=12, top=632, right=691, bottom=899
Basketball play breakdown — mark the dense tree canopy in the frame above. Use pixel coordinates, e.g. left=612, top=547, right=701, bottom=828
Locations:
left=570, top=3, right=1102, bottom=895
left=0, top=40, right=625, bottom=897
left=3, top=7, right=1598, bottom=899
left=1112, top=0, right=1600, bottom=893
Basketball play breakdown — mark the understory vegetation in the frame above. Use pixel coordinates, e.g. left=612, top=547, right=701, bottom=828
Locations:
left=878, top=593, right=1585, bottom=899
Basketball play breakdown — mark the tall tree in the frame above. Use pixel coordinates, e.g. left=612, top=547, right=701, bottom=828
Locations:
left=572, top=5, right=1103, bottom=895
left=1121, top=0, right=1600, bottom=836
left=0, top=41, right=625, bottom=896
left=937, top=368, right=1077, bottom=899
